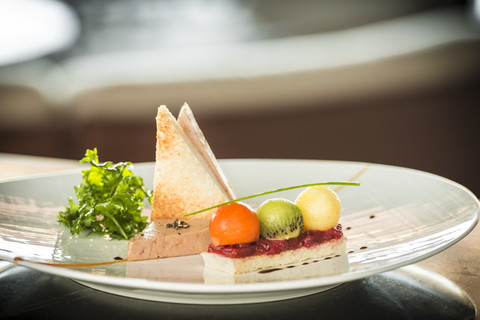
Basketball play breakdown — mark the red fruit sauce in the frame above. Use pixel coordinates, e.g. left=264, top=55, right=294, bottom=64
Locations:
left=207, top=225, right=343, bottom=258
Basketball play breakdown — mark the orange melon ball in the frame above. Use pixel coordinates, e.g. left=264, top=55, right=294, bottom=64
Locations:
left=209, top=202, right=260, bottom=246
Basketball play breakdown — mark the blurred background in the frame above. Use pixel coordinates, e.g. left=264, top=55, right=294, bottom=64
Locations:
left=0, top=0, right=479, bottom=195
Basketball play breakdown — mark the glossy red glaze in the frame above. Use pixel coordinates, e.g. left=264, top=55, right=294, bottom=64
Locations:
left=207, top=225, right=343, bottom=258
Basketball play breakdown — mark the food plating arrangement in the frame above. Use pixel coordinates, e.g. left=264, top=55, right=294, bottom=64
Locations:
left=58, top=104, right=359, bottom=275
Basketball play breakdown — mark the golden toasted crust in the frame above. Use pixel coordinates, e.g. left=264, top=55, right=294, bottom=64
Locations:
left=150, top=106, right=232, bottom=221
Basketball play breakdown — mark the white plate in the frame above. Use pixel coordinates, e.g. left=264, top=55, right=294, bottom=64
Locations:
left=0, top=160, right=478, bottom=304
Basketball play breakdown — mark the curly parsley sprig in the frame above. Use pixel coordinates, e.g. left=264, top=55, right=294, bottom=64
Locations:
left=58, top=148, right=152, bottom=240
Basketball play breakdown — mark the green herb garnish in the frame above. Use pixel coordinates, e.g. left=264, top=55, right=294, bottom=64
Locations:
left=183, top=181, right=360, bottom=217
left=58, top=148, right=153, bottom=240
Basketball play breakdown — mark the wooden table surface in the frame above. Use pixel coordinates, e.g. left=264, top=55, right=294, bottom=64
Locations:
left=0, top=153, right=478, bottom=311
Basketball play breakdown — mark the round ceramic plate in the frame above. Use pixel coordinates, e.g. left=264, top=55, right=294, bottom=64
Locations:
left=0, top=160, right=478, bottom=304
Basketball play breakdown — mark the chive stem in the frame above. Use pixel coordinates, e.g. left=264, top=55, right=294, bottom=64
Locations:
left=183, top=181, right=360, bottom=217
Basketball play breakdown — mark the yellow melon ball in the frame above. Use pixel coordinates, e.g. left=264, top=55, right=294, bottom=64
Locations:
left=295, top=185, right=341, bottom=231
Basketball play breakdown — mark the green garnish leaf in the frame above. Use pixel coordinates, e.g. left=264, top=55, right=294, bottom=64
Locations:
left=183, top=181, right=360, bottom=217
left=58, top=148, right=153, bottom=240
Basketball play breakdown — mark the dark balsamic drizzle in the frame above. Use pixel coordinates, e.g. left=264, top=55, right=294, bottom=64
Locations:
left=258, top=268, right=282, bottom=274
left=347, top=246, right=369, bottom=254
left=257, top=254, right=343, bottom=274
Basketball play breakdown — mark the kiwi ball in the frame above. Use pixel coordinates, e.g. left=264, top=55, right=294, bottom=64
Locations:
left=256, top=198, right=304, bottom=240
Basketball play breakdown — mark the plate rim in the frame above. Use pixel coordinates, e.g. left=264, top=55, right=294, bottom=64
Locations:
left=1, top=159, right=479, bottom=295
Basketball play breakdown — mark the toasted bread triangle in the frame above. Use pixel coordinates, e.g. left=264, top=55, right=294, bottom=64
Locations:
left=151, top=105, right=235, bottom=221
left=177, top=104, right=235, bottom=200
